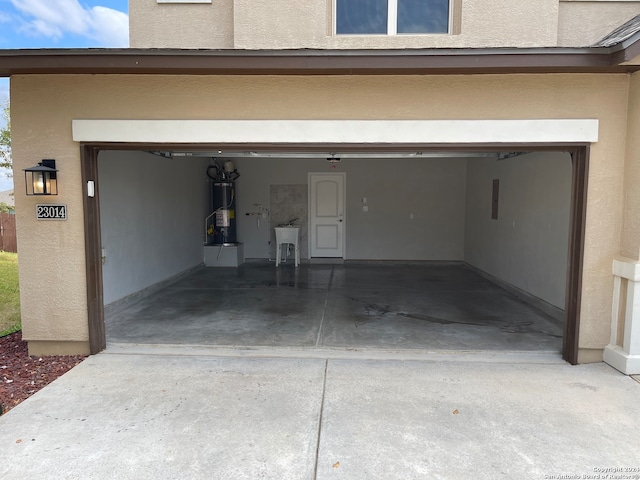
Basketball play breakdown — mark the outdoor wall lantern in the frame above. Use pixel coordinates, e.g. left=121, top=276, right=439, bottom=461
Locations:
left=24, top=159, right=58, bottom=196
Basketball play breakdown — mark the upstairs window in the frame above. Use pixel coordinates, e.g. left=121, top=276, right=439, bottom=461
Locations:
left=336, top=0, right=450, bottom=35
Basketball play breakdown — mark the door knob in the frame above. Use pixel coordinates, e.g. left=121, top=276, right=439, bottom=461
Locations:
left=338, top=219, right=343, bottom=222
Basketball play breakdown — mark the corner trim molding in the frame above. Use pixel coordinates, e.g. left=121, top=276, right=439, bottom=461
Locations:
left=604, top=346, right=640, bottom=375
left=606, top=258, right=640, bottom=374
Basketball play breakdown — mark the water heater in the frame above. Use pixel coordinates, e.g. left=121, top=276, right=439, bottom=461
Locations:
left=211, top=182, right=236, bottom=245
left=206, top=160, right=240, bottom=245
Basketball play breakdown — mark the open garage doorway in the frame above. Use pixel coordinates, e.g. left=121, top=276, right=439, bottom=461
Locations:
left=81, top=143, right=587, bottom=363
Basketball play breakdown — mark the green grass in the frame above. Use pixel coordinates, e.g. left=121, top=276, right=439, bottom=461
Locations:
left=0, top=252, right=20, bottom=336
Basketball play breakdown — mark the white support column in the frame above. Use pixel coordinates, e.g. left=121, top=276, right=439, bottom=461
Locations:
left=624, top=279, right=640, bottom=354
left=604, top=259, right=640, bottom=374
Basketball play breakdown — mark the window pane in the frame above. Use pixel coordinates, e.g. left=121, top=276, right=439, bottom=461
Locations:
left=397, top=0, right=449, bottom=34
left=336, top=0, right=388, bottom=34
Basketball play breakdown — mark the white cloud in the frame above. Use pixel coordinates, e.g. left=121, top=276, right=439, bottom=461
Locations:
left=89, top=6, right=129, bottom=47
left=10, top=0, right=128, bottom=47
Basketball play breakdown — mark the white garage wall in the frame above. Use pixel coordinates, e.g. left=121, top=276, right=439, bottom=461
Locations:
left=234, top=157, right=467, bottom=261
left=96, top=150, right=568, bottom=308
left=464, top=152, right=572, bottom=308
left=97, top=151, right=567, bottom=307
left=344, top=158, right=467, bottom=260
left=98, top=151, right=209, bottom=305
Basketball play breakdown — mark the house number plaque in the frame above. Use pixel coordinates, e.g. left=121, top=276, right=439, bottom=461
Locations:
left=36, top=204, right=67, bottom=220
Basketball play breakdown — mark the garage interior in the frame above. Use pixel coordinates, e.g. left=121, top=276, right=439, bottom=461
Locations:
left=98, top=148, right=571, bottom=354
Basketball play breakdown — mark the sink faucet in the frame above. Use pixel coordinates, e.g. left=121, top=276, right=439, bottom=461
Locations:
left=278, top=218, right=299, bottom=227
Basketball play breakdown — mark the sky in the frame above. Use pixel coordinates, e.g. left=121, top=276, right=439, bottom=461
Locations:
left=0, top=0, right=129, bottom=192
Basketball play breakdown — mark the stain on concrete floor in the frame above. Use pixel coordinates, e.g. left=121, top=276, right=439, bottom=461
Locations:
left=106, top=263, right=563, bottom=352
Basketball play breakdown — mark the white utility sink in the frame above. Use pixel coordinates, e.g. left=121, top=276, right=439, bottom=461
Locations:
left=275, top=227, right=300, bottom=267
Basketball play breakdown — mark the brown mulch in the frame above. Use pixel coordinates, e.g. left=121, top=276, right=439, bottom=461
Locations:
left=0, top=331, right=87, bottom=416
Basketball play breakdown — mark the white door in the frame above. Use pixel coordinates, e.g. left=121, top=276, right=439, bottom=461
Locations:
left=309, top=173, right=346, bottom=258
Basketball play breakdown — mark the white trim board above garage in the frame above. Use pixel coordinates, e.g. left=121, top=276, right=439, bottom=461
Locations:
left=72, top=119, right=599, bottom=144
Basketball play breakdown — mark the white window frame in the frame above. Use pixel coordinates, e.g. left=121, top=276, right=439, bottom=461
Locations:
left=333, top=0, right=453, bottom=35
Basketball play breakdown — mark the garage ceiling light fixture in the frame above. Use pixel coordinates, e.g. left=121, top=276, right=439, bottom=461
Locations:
left=23, top=159, right=58, bottom=196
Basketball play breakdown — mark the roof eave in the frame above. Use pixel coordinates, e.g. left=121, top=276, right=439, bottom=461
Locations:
left=0, top=46, right=636, bottom=77
left=608, top=29, right=640, bottom=64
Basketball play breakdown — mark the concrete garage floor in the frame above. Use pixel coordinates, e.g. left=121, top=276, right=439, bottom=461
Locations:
left=106, top=263, right=564, bottom=354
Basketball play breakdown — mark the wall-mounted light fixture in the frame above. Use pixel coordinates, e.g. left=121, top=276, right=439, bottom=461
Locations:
left=24, top=159, right=58, bottom=196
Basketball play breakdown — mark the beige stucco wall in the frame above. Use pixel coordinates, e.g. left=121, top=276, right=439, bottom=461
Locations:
left=10, top=73, right=630, bottom=359
left=131, top=0, right=559, bottom=49
left=620, top=71, right=640, bottom=260
left=234, top=0, right=559, bottom=49
left=128, top=0, right=640, bottom=49
left=558, top=1, right=640, bottom=46
left=129, top=0, right=234, bottom=48
left=11, top=77, right=91, bottom=354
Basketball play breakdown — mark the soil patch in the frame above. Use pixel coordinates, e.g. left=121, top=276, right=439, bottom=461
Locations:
left=0, top=331, right=86, bottom=415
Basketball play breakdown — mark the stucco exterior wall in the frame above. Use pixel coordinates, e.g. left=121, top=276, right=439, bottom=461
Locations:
left=129, top=0, right=234, bottom=48
left=131, top=0, right=559, bottom=49
left=558, top=1, right=640, bottom=46
left=10, top=73, right=629, bottom=359
left=620, top=71, right=640, bottom=260
left=234, top=0, right=558, bottom=49
left=128, top=0, right=640, bottom=49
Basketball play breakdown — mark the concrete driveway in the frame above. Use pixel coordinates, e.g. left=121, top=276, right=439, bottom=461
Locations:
left=1, top=350, right=639, bottom=479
